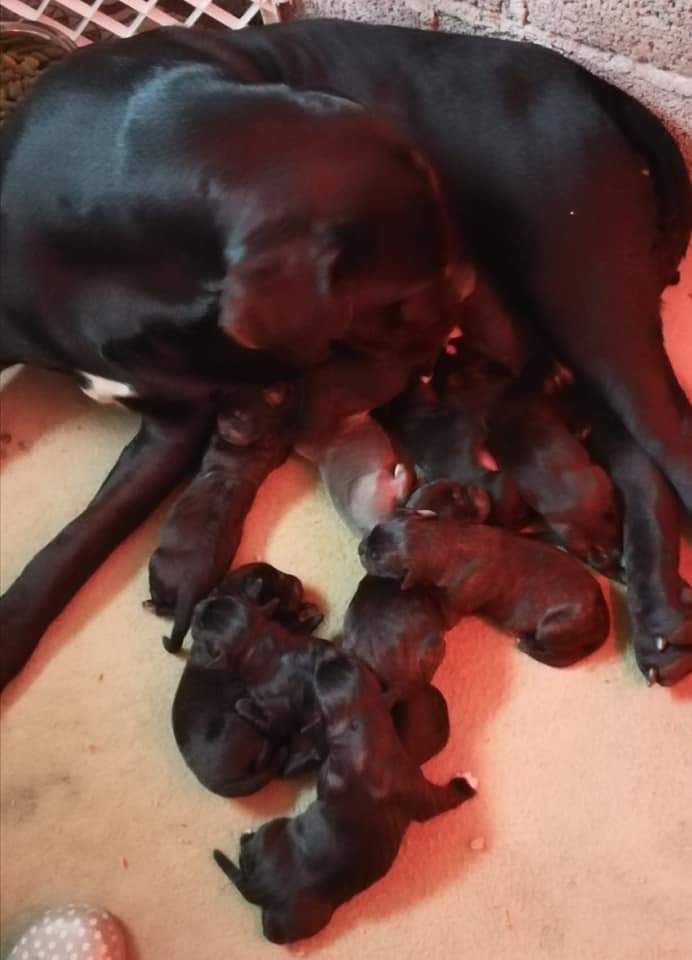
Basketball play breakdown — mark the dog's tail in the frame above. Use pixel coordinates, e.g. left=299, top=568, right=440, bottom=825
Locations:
left=163, top=586, right=197, bottom=653
left=585, top=73, right=692, bottom=286
left=213, top=848, right=242, bottom=885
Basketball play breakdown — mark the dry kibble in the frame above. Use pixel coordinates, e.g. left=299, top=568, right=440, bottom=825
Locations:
left=0, top=38, right=71, bottom=124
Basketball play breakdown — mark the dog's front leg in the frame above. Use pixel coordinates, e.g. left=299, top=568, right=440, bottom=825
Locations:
left=0, top=403, right=214, bottom=692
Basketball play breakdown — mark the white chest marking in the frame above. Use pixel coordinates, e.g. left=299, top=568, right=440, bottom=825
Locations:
left=78, top=372, right=137, bottom=406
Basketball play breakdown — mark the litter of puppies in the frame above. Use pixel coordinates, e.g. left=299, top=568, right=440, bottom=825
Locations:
left=145, top=310, right=690, bottom=942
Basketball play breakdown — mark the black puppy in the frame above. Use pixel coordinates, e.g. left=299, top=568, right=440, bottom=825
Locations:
left=341, top=484, right=488, bottom=703
left=376, top=363, right=527, bottom=528
left=147, top=384, right=296, bottom=651
left=214, top=654, right=475, bottom=943
left=0, top=32, right=455, bottom=689
left=360, top=485, right=610, bottom=668
left=172, top=563, right=326, bottom=797
left=342, top=575, right=448, bottom=707
left=486, top=386, right=622, bottom=573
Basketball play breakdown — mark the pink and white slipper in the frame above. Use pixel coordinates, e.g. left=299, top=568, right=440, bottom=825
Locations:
left=8, top=904, right=127, bottom=960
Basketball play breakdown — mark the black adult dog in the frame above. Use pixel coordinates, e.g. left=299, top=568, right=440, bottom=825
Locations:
left=214, top=18, right=692, bottom=512
left=2, top=21, right=691, bottom=689
left=0, top=31, right=456, bottom=689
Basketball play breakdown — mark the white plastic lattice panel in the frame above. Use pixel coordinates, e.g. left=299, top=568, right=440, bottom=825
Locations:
left=1, top=0, right=289, bottom=46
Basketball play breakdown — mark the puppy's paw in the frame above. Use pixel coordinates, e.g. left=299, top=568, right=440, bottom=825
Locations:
left=633, top=628, right=692, bottom=686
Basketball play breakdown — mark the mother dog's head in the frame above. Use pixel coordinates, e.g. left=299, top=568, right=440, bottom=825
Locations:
left=220, top=91, right=455, bottom=366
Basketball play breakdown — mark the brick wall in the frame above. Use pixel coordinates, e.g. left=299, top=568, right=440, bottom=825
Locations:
left=299, top=0, right=692, bottom=166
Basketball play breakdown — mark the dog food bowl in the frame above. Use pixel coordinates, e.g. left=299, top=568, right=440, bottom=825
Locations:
left=1, top=21, right=76, bottom=124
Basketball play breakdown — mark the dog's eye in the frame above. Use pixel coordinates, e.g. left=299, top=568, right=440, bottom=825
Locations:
left=349, top=719, right=361, bottom=732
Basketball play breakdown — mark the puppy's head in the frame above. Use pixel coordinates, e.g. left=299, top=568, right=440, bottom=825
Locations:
left=215, top=823, right=334, bottom=943
left=359, top=511, right=454, bottom=589
left=406, top=480, right=490, bottom=523
left=548, top=466, right=621, bottom=572
left=216, top=383, right=297, bottom=446
left=218, top=562, right=304, bottom=612
left=221, top=98, right=452, bottom=367
left=189, top=594, right=266, bottom=669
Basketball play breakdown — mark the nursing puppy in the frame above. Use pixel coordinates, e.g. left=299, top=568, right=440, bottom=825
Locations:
left=310, top=412, right=414, bottom=535
left=486, top=388, right=622, bottom=573
left=147, top=385, right=296, bottom=652
left=214, top=654, right=475, bottom=943
left=360, top=488, right=610, bottom=668
left=376, top=364, right=526, bottom=528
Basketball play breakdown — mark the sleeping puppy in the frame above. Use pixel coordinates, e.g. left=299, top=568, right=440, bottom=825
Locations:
left=172, top=568, right=328, bottom=796
left=486, top=387, right=622, bottom=574
left=147, top=384, right=296, bottom=652
left=390, top=684, right=451, bottom=767
left=214, top=653, right=475, bottom=943
left=214, top=561, right=324, bottom=636
left=309, top=412, right=414, bottom=535
left=376, top=365, right=526, bottom=528
left=342, top=575, right=447, bottom=706
left=360, top=487, right=610, bottom=668
left=339, top=482, right=495, bottom=706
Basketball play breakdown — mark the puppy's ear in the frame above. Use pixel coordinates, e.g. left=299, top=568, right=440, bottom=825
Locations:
left=315, top=653, right=356, bottom=696
left=236, top=698, right=270, bottom=732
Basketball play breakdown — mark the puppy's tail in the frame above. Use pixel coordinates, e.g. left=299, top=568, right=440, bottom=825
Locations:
left=163, top=586, right=197, bottom=653
left=213, top=848, right=242, bottom=886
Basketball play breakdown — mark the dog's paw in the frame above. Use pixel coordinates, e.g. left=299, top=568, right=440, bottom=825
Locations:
left=633, top=626, right=692, bottom=686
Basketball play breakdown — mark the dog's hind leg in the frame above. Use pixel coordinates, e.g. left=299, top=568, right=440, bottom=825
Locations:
left=0, top=402, right=214, bottom=691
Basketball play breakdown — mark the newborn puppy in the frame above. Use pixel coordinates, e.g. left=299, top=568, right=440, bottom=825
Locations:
left=214, top=562, right=324, bottom=636
left=309, top=412, right=414, bottom=535
left=390, top=684, right=451, bottom=767
left=147, top=384, right=296, bottom=651
left=189, top=592, right=328, bottom=767
left=486, top=388, right=622, bottom=573
left=214, top=654, right=475, bottom=943
left=342, top=575, right=447, bottom=705
left=376, top=365, right=526, bottom=529
left=172, top=563, right=326, bottom=796
left=360, top=493, right=610, bottom=668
